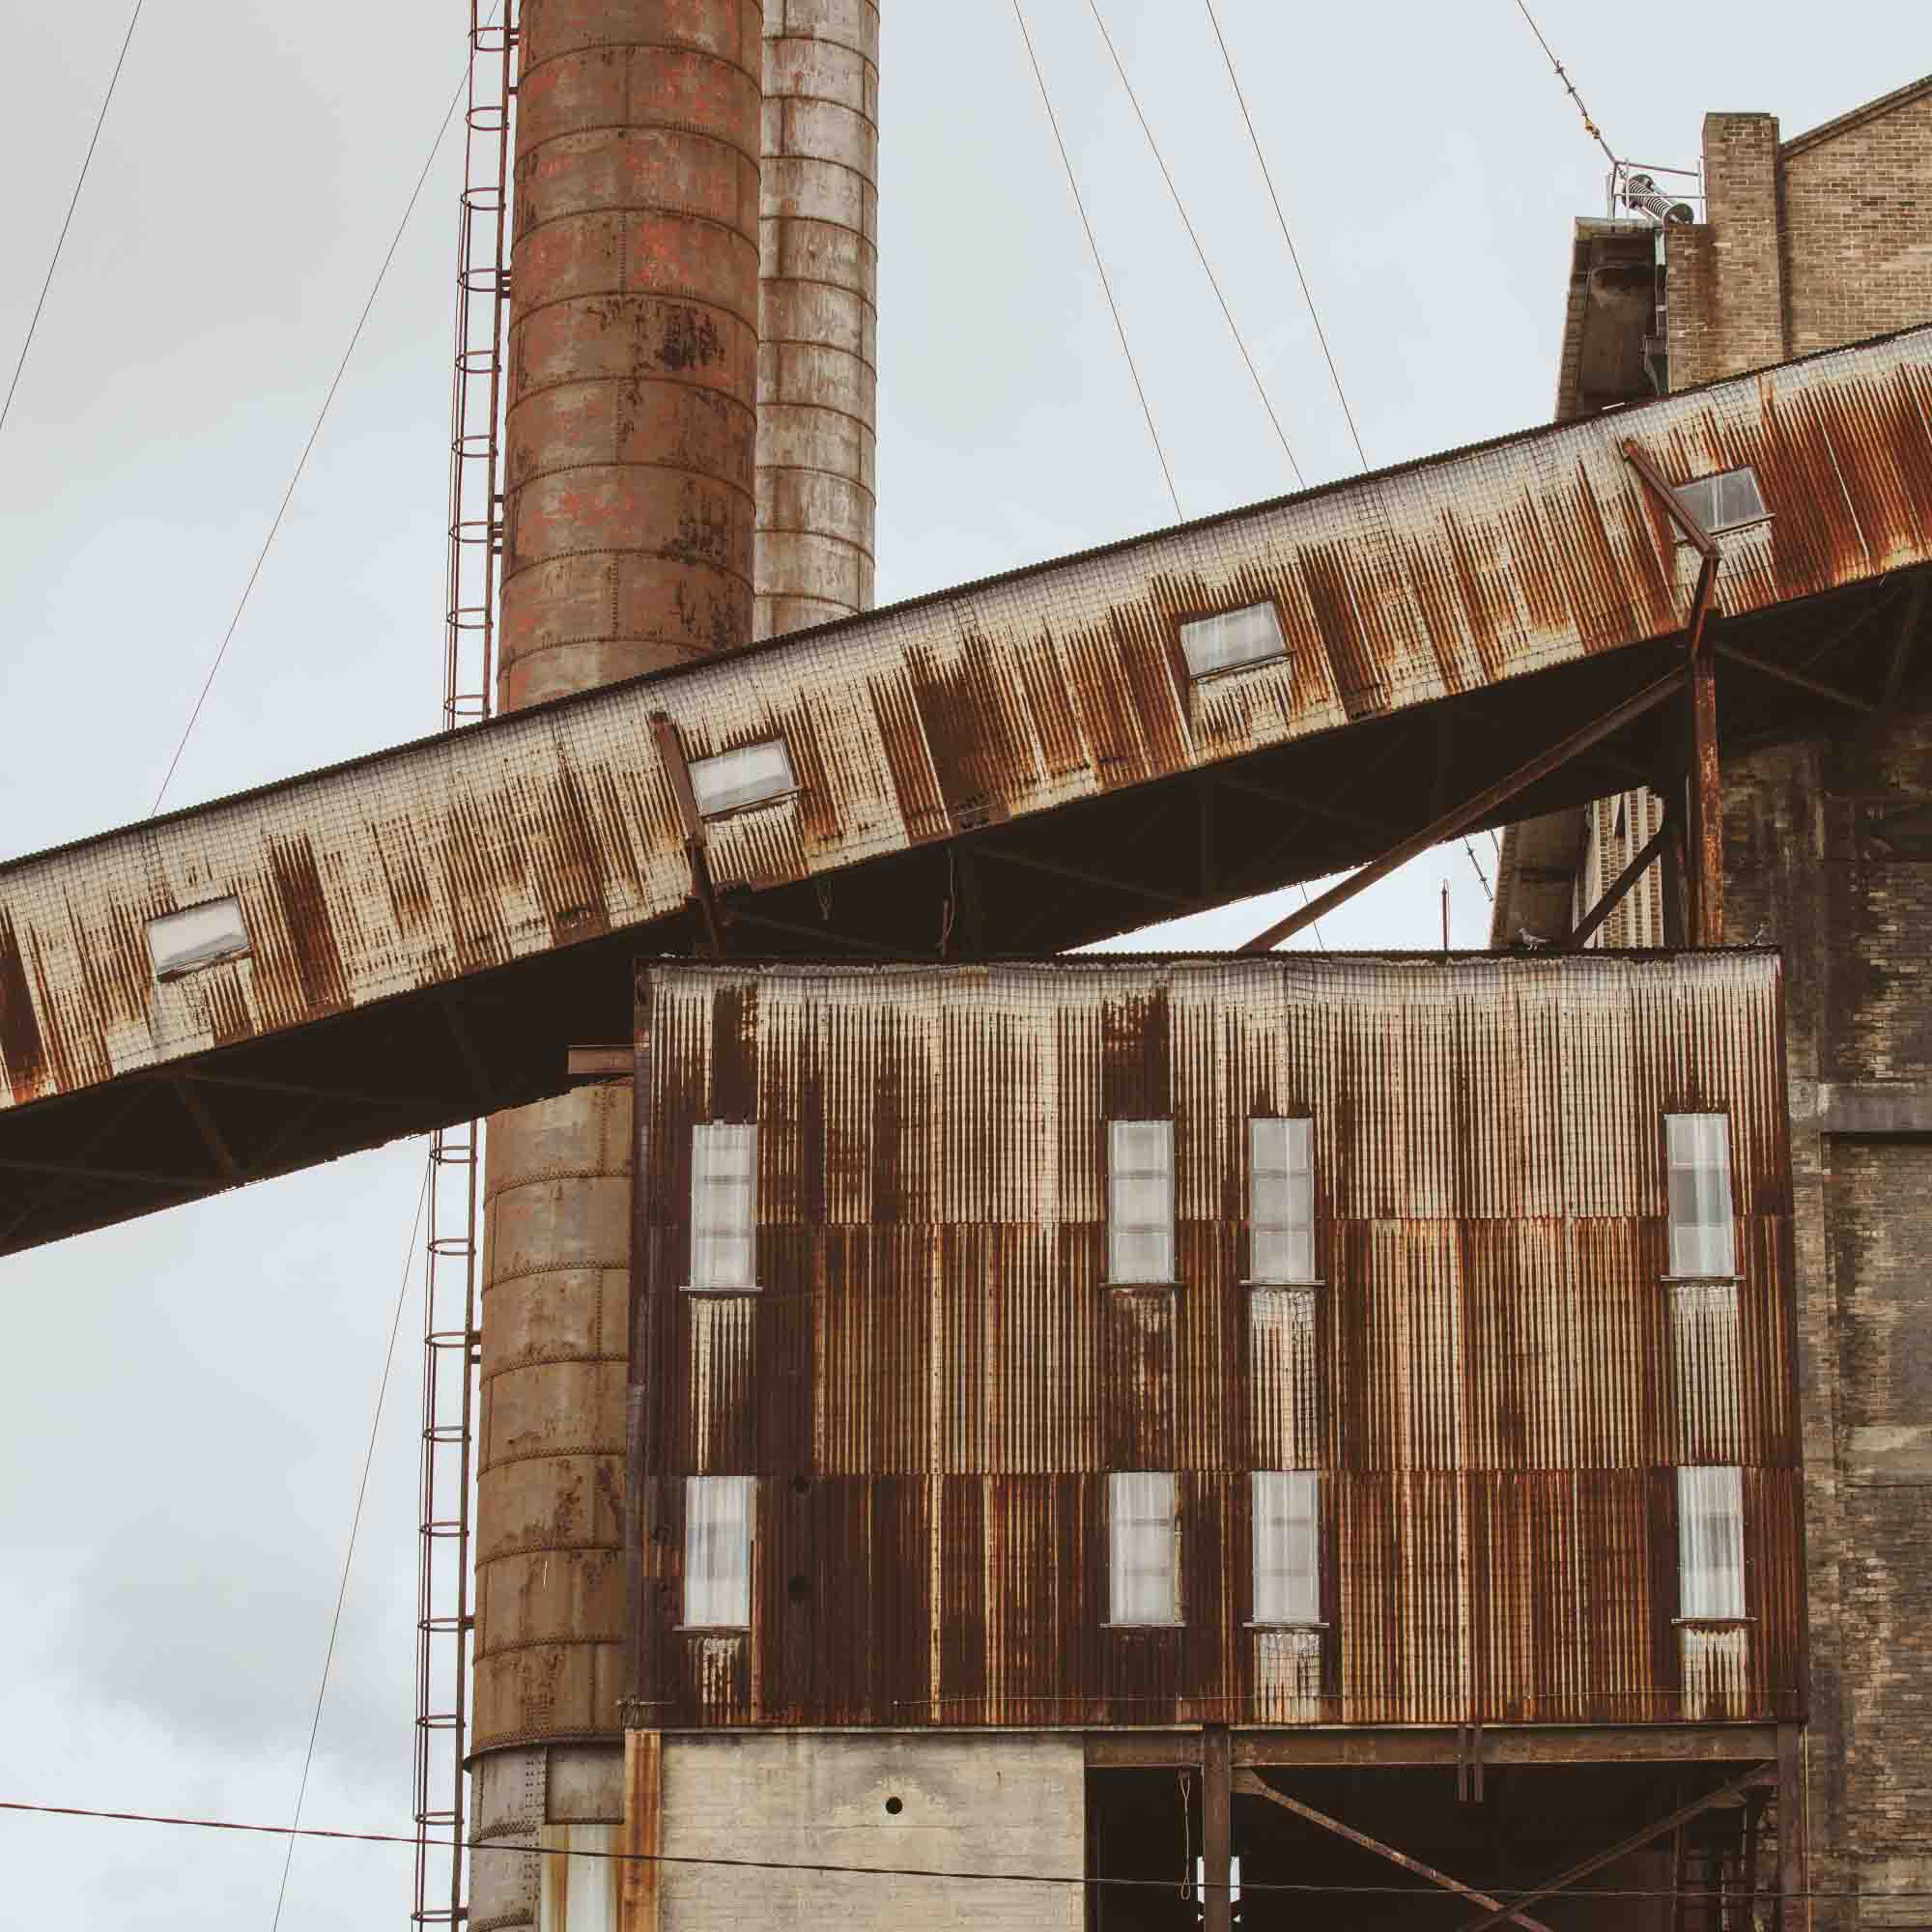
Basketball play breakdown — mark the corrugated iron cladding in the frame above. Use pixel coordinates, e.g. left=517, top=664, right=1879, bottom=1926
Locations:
left=8, top=327, right=1932, bottom=1112
left=628, top=953, right=1804, bottom=1729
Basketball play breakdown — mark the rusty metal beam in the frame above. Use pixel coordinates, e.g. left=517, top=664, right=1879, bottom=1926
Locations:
left=1233, top=1725, right=1782, bottom=1768
left=1455, top=1761, right=1776, bottom=1932
left=1690, top=650, right=1724, bottom=945
left=440, top=996, right=497, bottom=1120
left=980, top=843, right=1189, bottom=908
left=652, top=713, right=724, bottom=958
left=1236, top=1773, right=1555, bottom=1932
left=1776, top=1724, right=1805, bottom=1930
left=1241, top=669, right=1688, bottom=952
left=1205, top=1728, right=1233, bottom=1932
left=1562, top=823, right=1669, bottom=952
left=170, top=1078, right=241, bottom=1184
left=1884, top=573, right=1928, bottom=703
left=1713, top=641, right=1876, bottom=714
left=1623, top=440, right=1719, bottom=560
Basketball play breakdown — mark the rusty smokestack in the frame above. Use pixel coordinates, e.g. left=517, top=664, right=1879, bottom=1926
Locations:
left=471, top=1, right=762, bottom=1917
left=755, top=0, right=879, bottom=638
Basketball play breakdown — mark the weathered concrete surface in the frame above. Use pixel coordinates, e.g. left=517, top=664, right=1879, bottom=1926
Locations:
left=655, top=1732, right=1085, bottom=1929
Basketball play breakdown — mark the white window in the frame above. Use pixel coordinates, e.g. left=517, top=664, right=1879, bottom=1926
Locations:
left=1672, top=467, right=1766, bottom=537
left=1108, top=1471, right=1180, bottom=1626
left=1666, top=1113, right=1736, bottom=1277
left=146, top=897, right=250, bottom=981
left=690, top=1123, right=756, bottom=1290
left=1250, top=1118, right=1315, bottom=1283
left=1677, top=1464, right=1746, bottom=1620
left=1252, top=1470, right=1321, bottom=1625
left=1108, top=1120, right=1175, bottom=1284
left=683, top=1475, right=754, bottom=1628
left=1178, top=601, right=1287, bottom=679
left=689, top=739, right=797, bottom=818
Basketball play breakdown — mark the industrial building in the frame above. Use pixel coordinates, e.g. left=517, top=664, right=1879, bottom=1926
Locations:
left=1494, top=76, right=1932, bottom=1931
left=0, top=10, right=1928, bottom=1930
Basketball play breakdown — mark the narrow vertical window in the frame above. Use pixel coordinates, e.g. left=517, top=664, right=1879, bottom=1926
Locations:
left=690, top=1122, right=756, bottom=1290
left=1108, top=1471, right=1179, bottom=1626
left=1666, top=1113, right=1736, bottom=1276
left=1252, top=1470, right=1321, bottom=1624
left=1677, top=1465, right=1746, bottom=1620
left=684, top=1475, right=754, bottom=1628
left=1108, top=1120, right=1175, bottom=1284
left=1250, top=1118, right=1315, bottom=1283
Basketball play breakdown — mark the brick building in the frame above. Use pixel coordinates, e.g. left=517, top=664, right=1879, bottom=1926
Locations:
left=1494, top=73, right=1932, bottom=1930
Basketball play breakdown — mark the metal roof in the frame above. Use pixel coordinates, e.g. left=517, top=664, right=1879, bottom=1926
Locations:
left=5, top=325, right=1931, bottom=1253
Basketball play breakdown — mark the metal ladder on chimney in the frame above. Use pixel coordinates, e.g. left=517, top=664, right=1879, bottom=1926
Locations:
left=412, top=6, right=517, bottom=1924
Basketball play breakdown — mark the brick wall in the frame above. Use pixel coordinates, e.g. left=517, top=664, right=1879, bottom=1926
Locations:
left=1782, top=86, right=1932, bottom=360
left=1670, top=113, right=1788, bottom=387
left=1724, top=711, right=1932, bottom=1930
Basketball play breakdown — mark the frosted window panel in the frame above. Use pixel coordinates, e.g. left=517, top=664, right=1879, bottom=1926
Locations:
left=685, top=1476, right=754, bottom=1628
left=1672, top=468, right=1765, bottom=536
left=691, top=1123, right=757, bottom=1290
left=146, top=897, right=250, bottom=981
left=1109, top=1471, right=1179, bottom=1625
left=1178, top=602, right=1287, bottom=679
left=1252, top=1470, right=1320, bottom=1624
left=1677, top=1464, right=1746, bottom=1620
left=1108, top=1121, right=1175, bottom=1284
left=1251, top=1118, right=1315, bottom=1283
left=1667, top=1113, right=1736, bottom=1276
left=689, top=739, right=797, bottom=818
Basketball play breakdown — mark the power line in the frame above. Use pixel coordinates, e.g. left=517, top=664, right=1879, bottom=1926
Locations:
left=1200, top=0, right=1369, bottom=474
left=0, top=1793, right=1916, bottom=1905
left=1084, top=1, right=1303, bottom=489
left=1510, top=0, right=1619, bottom=169
left=147, top=51, right=477, bottom=818
left=1010, top=1, right=1184, bottom=525
left=0, top=0, right=148, bottom=445
left=269, top=1160, right=431, bottom=1932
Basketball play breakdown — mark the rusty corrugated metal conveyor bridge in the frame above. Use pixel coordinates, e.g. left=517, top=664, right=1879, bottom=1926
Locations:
left=4, top=326, right=1930, bottom=1254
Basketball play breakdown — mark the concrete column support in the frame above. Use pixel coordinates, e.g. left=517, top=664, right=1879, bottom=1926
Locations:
left=755, top=0, right=879, bottom=639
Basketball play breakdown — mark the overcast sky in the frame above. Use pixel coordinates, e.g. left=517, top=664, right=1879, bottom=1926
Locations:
left=0, top=3, right=1921, bottom=1922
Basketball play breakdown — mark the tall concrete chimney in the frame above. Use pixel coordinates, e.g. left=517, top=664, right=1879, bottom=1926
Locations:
left=469, top=4, right=762, bottom=1924
left=756, top=0, right=879, bottom=638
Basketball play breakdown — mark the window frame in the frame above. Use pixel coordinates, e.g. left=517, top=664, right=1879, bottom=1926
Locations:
left=687, top=738, right=801, bottom=821
left=146, top=896, right=251, bottom=982
left=1669, top=466, right=1769, bottom=540
left=1247, top=1116, right=1317, bottom=1286
left=687, top=1121, right=759, bottom=1293
left=1106, top=1470, right=1181, bottom=1628
left=1664, top=1111, right=1738, bottom=1280
left=681, top=1473, right=755, bottom=1631
left=1250, top=1469, right=1323, bottom=1628
left=1107, top=1118, right=1177, bottom=1287
left=1174, top=598, right=1291, bottom=684
left=1676, top=1463, right=1747, bottom=1623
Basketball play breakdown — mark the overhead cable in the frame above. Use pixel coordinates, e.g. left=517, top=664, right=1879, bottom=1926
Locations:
left=1199, top=0, right=1368, bottom=473
left=269, top=1159, right=432, bottom=1932
left=0, top=1794, right=1917, bottom=1904
left=1084, top=1, right=1303, bottom=489
left=147, top=41, right=483, bottom=817
left=1010, top=1, right=1184, bottom=525
left=1510, top=0, right=1619, bottom=168
left=0, top=0, right=148, bottom=445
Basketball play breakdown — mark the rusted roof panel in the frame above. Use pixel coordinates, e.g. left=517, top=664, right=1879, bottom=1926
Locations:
left=628, top=952, right=1802, bottom=1730
left=5, top=327, right=1930, bottom=1252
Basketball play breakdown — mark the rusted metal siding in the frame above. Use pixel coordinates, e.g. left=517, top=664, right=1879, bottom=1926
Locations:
left=7, top=329, right=1931, bottom=1121
left=627, top=952, right=1804, bottom=1730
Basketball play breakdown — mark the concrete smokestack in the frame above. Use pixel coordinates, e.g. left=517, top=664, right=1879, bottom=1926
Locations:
left=470, top=3, right=762, bottom=1922
left=755, top=0, right=879, bottom=638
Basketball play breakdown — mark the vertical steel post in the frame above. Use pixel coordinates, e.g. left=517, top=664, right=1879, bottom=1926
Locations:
left=1776, top=1724, right=1807, bottom=1932
left=1204, top=1726, right=1233, bottom=1932
left=1690, top=650, right=1724, bottom=944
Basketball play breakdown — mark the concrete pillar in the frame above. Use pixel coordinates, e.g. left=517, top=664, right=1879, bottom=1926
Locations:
left=755, top=0, right=879, bottom=639
left=474, top=5, right=764, bottom=1924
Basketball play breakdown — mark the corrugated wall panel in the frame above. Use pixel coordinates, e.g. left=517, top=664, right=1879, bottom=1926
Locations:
left=629, top=953, right=1803, bottom=1728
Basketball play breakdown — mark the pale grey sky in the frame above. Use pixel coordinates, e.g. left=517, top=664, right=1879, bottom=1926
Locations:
left=0, top=2, right=1920, bottom=1922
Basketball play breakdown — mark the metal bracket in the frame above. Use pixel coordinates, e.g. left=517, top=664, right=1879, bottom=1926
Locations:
left=651, top=713, right=724, bottom=958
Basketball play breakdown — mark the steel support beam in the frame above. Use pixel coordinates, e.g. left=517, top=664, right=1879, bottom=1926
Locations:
left=1455, top=1761, right=1776, bottom=1932
left=1776, top=1723, right=1806, bottom=1931
left=1236, top=1773, right=1555, bottom=1932
left=1690, top=647, right=1724, bottom=945
left=1205, top=1727, right=1233, bottom=1932
left=1562, top=823, right=1670, bottom=952
left=1241, top=669, right=1689, bottom=952
left=1714, top=640, right=1876, bottom=714
left=1884, top=573, right=1929, bottom=703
